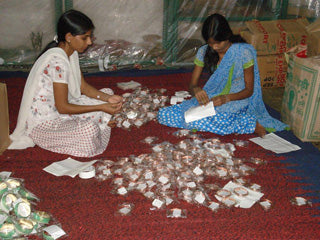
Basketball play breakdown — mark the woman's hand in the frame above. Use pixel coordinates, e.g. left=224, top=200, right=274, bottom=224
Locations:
left=100, top=102, right=122, bottom=115
left=194, top=87, right=210, bottom=105
left=212, top=95, right=229, bottom=107
left=107, top=94, right=123, bottom=104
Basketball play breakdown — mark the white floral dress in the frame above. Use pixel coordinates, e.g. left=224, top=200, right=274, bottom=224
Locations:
left=26, top=55, right=113, bottom=157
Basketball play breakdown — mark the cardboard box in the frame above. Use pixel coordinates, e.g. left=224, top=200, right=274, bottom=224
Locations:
left=241, top=18, right=309, bottom=55
left=0, top=83, right=11, bottom=154
left=281, top=55, right=320, bottom=142
left=257, top=54, right=288, bottom=88
left=306, top=18, right=320, bottom=57
left=287, top=5, right=317, bottom=18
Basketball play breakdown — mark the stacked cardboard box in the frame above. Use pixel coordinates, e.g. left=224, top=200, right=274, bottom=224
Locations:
left=305, top=18, right=320, bottom=57
left=281, top=54, right=320, bottom=141
left=241, top=18, right=309, bottom=88
left=0, top=83, right=11, bottom=154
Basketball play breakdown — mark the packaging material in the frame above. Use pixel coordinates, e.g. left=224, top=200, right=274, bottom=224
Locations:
left=306, top=18, right=320, bottom=57
left=281, top=54, right=320, bottom=142
left=0, top=83, right=11, bottom=154
left=257, top=54, right=288, bottom=88
left=287, top=0, right=318, bottom=18
left=241, top=18, right=309, bottom=55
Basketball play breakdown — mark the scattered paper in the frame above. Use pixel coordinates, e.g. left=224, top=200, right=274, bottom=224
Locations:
left=184, top=101, right=216, bottom=123
left=117, top=80, right=141, bottom=90
left=43, top=157, right=97, bottom=178
left=250, top=133, right=301, bottom=154
left=215, top=181, right=264, bottom=208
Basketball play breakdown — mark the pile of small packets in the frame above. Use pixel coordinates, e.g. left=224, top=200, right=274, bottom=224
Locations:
left=0, top=172, right=66, bottom=240
left=95, top=130, right=276, bottom=218
left=112, top=87, right=168, bottom=130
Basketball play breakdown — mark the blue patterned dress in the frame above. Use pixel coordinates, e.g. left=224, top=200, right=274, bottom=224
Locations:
left=157, top=43, right=288, bottom=135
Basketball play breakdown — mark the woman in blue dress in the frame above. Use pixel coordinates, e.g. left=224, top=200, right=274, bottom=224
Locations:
left=157, top=13, right=287, bottom=137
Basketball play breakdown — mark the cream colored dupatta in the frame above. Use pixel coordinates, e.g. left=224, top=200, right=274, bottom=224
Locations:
left=8, top=47, right=81, bottom=149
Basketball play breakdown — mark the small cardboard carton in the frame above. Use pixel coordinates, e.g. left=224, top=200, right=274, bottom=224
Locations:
left=0, top=82, right=11, bottom=154
left=287, top=4, right=317, bottom=18
left=281, top=54, right=320, bottom=142
left=257, top=54, right=288, bottom=88
left=241, top=18, right=309, bottom=55
left=305, top=17, right=320, bottom=57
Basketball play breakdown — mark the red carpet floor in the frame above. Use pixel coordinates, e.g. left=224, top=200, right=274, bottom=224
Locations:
left=1, top=71, right=320, bottom=240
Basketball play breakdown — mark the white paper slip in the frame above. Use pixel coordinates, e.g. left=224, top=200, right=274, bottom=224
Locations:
left=184, top=101, right=216, bottom=123
left=42, top=225, right=66, bottom=239
left=43, top=157, right=97, bottom=178
left=249, top=133, right=301, bottom=154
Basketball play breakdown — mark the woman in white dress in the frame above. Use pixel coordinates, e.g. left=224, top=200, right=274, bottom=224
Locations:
left=9, top=10, right=123, bottom=157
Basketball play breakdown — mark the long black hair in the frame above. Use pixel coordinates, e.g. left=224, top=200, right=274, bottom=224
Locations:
left=202, top=13, right=246, bottom=74
left=37, top=9, right=94, bottom=58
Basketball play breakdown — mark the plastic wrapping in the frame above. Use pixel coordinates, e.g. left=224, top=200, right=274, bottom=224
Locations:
left=0, top=0, right=319, bottom=70
left=0, top=172, right=66, bottom=239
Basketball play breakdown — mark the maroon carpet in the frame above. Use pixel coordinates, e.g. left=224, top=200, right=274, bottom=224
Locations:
left=1, top=72, right=320, bottom=240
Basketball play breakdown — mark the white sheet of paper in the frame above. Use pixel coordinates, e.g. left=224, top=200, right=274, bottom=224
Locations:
left=215, top=181, right=264, bottom=209
left=43, top=157, right=97, bottom=178
left=249, top=133, right=301, bottom=154
left=184, top=101, right=216, bottom=123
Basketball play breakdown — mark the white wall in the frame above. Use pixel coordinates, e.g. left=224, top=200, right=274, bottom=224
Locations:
left=0, top=0, right=55, bottom=49
left=0, top=0, right=163, bottom=49
left=75, top=0, right=163, bottom=44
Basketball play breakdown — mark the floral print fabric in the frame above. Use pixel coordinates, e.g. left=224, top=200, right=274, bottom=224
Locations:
left=26, top=55, right=112, bottom=157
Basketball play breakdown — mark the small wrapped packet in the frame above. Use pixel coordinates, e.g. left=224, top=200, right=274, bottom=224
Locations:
left=166, top=208, right=187, bottom=218
left=151, top=198, right=166, bottom=210
left=221, top=197, right=237, bottom=208
left=249, top=183, right=262, bottom=192
left=249, top=157, right=266, bottom=165
left=207, top=201, right=220, bottom=212
left=259, top=199, right=272, bottom=211
left=41, top=224, right=67, bottom=240
left=233, top=139, right=249, bottom=147
left=291, top=197, right=312, bottom=206
left=116, top=203, right=134, bottom=216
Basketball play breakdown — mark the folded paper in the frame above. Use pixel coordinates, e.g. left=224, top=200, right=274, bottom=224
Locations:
left=43, top=157, right=97, bottom=178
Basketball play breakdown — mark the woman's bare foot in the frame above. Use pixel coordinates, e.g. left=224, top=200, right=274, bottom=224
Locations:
left=254, top=122, right=266, bottom=137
